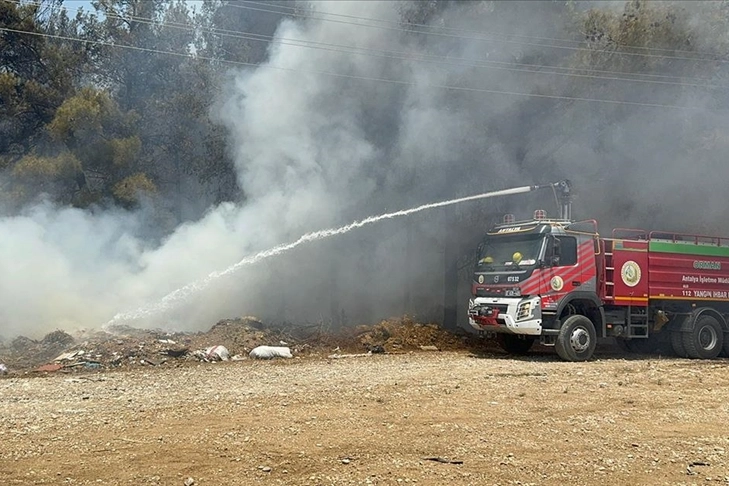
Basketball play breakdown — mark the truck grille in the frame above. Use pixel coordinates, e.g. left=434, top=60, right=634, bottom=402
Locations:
left=471, top=303, right=508, bottom=314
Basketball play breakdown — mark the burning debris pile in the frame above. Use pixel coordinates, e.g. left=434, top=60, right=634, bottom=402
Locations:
left=0, top=316, right=479, bottom=375
left=353, top=316, right=475, bottom=352
left=2, top=330, right=79, bottom=372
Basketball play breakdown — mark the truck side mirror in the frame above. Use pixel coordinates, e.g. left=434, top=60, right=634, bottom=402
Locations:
left=549, top=236, right=561, bottom=266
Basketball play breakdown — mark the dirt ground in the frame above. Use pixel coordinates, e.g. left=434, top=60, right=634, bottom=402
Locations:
left=2, top=334, right=729, bottom=486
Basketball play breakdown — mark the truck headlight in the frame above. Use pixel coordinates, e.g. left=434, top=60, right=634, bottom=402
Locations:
left=516, top=301, right=532, bottom=321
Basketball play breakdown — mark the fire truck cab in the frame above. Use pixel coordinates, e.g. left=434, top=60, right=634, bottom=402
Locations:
left=468, top=213, right=603, bottom=361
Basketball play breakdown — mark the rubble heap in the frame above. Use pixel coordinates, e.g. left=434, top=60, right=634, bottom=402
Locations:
left=0, top=316, right=478, bottom=375
left=354, top=316, right=474, bottom=352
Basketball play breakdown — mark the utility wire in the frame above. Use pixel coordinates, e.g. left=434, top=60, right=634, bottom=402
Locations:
left=16, top=0, right=729, bottom=90
left=96, top=1, right=712, bottom=83
left=0, top=26, right=713, bottom=111
left=239, top=0, right=722, bottom=58
left=229, top=2, right=729, bottom=65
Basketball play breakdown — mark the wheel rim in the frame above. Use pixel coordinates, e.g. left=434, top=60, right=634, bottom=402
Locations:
left=698, top=325, right=718, bottom=351
left=570, top=327, right=590, bottom=353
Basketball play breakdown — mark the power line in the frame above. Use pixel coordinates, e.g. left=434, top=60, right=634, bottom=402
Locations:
left=0, top=26, right=713, bottom=111
left=17, top=0, right=728, bottom=91
left=239, top=0, right=722, bottom=58
left=229, top=2, right=729, bottom=65
left=244, top=1, right=594, bottom=46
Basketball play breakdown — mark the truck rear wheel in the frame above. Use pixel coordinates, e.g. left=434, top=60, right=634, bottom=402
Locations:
left=682, top=315, right=723, bottom=359
left=497, top=334, right=535, bottom=355
left=671, top=331, right=688, bottom=358
left=555, top=315, right=596, bottom=362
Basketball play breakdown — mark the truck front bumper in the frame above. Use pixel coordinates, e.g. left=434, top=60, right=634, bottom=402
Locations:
left=468, top=296, right=542, bottom=335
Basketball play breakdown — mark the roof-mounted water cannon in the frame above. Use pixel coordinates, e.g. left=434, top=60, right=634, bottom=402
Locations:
left=555, top=179, right=572, bottom=220
left=494, top=179, right=573, bottom=224
left=524, top=179, right=572, bottom=220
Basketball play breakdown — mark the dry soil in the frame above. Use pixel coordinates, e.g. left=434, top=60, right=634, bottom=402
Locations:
left=2, top=347, right=729, bottom=485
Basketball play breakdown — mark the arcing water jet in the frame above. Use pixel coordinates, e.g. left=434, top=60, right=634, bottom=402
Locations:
left=105, top=182, right=563, bottom=328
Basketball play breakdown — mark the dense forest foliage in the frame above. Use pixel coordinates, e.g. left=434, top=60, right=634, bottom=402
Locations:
left=1, top=0, right=289, bottom=223
left=3, top=0, right=729, bottom=336
left=3, top=0, right=727, bottom=225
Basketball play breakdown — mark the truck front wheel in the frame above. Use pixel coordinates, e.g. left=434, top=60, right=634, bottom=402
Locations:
left=555, top=315, right=596, bottom=362
left=682, top=315, right=723, bottom=359
left=497, top=334, right=535, bottom=355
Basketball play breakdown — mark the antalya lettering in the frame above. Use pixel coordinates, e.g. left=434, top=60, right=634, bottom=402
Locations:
left=680, top=270, right=729, bottom=299
left=681, top=275, right=729, bottom=284
left=693, top=260, right=722, bottom=270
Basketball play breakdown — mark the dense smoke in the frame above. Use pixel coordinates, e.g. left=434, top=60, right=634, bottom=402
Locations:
left=2, top=0, right=729, bottom=339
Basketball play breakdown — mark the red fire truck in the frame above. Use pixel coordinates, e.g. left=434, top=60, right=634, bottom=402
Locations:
left=468, top=180, right=729, bottom=361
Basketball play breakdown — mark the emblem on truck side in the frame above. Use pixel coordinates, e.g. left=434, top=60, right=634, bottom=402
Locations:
left=550, top=276, right=564, bottom=291
left=621, top=260, right=642, bottom=287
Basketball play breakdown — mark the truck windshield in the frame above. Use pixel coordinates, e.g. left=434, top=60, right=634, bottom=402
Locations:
left=476, top=234, right=544, bottom=272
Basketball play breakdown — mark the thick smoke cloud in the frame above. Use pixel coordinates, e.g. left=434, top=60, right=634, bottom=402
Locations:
left=2, top=1, right=729, bottom=339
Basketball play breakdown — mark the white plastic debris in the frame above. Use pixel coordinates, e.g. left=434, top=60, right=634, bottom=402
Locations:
left=327, top=352, right=372, bottom=359
left=54, top=350, right=83, bottom=362
left=0, top=363, right=7, bottom=374
left=249, top=346, right=293, bottom=360
left=205, top=345, right=230, bottom=361
left=192, top=345, right=230, bottom=362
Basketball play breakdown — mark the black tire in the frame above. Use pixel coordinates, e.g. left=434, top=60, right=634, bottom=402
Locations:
left=682, top=315, right=723, bottom=359
left=671, top=331, right=688, bottom=358
left=497, top=334, right=535, bottom=355
left=722, top=333, right=729, bottom=358
left=555, top=315, right=596, bottom=362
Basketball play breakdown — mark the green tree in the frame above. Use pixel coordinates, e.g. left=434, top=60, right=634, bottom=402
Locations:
left=82, top=0, right=241, bottom=217
left=43, top=87, right=152, bottom=207
left=0, top=0, right=94, bottom=208
left=0, top=1, right=81, bottom=161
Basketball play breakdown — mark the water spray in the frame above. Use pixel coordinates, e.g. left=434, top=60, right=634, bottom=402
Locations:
left=105, top=182, right=566, bottom=327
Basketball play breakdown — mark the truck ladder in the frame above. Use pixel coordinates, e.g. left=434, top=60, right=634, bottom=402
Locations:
left=603, top=240, right=614, bottom=300
left=627, top=306, right=649, bottom=338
